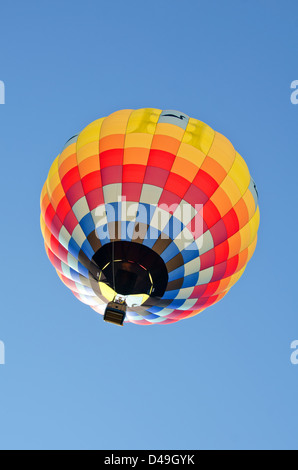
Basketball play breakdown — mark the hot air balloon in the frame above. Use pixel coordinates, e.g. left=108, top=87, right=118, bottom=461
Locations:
left=40, top=109, right=260, bottom=325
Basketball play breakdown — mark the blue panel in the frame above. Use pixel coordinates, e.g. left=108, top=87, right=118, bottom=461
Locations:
left=143, top=227, right=161, bottom=249
left=166, top=299, right=186, bottom=309
left=181, top=242, right=200, bottom=263
left=182, top=272, right=199, bottom=288
left=106, top=202, right=119, bottom=223
left=75, top=283, right=94, bottom=296
left=163, top=216, right=184, bottom=240
left=161, top=242, right=181, bottom=263
left=80, top=213, right=95, bottom=236
left=96, top=224, right=110, bottom=244
left=141, top=313, right=159, bottom=321
left=161, top=289, right=180, bottom=299
left=68, top=238, right=81, bottom=259
left=77, top=263, right=89, bottom=278
left=69, top=267, right=81, bottom=283
left=81, top=239, right=94, bottom=260
left=147, top=306, right=164, bottom=314
left=168, top=265, right=185, bottom=282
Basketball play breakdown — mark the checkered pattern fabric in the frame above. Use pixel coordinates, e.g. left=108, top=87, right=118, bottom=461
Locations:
left=40, top=109, right=260, bottom=325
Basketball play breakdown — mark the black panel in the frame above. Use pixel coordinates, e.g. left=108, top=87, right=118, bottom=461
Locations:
left=92, top=241, right=168, bottom=298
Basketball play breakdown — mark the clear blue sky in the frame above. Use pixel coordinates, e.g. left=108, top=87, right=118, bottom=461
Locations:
left=0, top=0, right=297, bottom=450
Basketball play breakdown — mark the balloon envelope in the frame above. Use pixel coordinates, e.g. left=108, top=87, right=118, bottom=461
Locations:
left=40, top=109, right=260, bottom=325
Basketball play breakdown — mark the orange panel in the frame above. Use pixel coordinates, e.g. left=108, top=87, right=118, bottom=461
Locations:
left=200, top=156, right=227, bottom=185
left=210, top=186, right=233, bottom=216
left=78, top=154, right=100, bottom=178
left=123, top=147, right=150, bottom=166
left=170, top=156, right=198, bottom=182
left=59, top=153, right=78, bottom=178
left=227, top=231, right=242, bottom=258
left=151, top=134, right=181, bottom=155
left=99, top=134, right=125, bottom=152
left=233, top=197, right=249, bottom=230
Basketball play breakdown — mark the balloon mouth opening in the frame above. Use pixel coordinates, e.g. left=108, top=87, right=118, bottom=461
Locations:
left=91, top=241, right=168, bottom=299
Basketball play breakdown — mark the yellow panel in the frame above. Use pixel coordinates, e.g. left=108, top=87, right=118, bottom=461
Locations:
left=182, top=118, right=215, bottom=155
left=100, top=109, right=133, bottom=138
left=47, top=157, right=61, bottom=200
left=58, top=143, right=77, bottom=165
left=155, top=123, right=185, bottom=140
left=40, top=214, right=46, bottom=238
left=77, top=118, right=104, bottom=149
left=247, top=235, right=258, bottom=262
left=124, top=132, right=153, bottom=149
left=77, top=142, right=100, bottom=164
left=40, top=182, right=48, bottom=208
left=242, top=188, right=257, bottom=219
left=47, top=156, right=59, bottom=182
left=177, top=142, right=206, bottom=168
left=208, top=132, right=236, bottom=172
left=238, top=223, right=252, bottom=252
left=248, top=206, right=260, bottom=243
left=126, top=108, right=161, bottom=134
left=98, top=282, right=115, bottom=301
left=220, top=175, right=242, bottom=206
left=228, top=152, right=250, bottom=195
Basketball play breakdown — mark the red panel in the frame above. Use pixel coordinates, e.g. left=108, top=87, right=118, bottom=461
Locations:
left=50, top=214, right=63, bottom=240
left=203, top=280, right=221, bottom=297
left=61, top=167, right=81, bottom=193
left=147, top=149, right=175, bottom=171
left=50, top=234, right=68, bottom=264
left=123, top=164, right=146, bottom=183
left=86, top=188, right=104, bottom=211
left=209, top=219, right=228, bottom=246
left=56, top=196, right=71, bottom=223
left=66, top=181, right=85, bottom=207
left=214, top=240, right=229, bottom=265
left=144, top=166, right=169, bottom=187
left=48, top=248, right=62, bottom=272
left=82, top=171, right=102, bottom=194
left=222, top=208, right=240, bottom=238
left=225, top=254, right=239, bottom=277
left=101, top=165, right=122, bottom=185
left=164, top=173, right=191, bottom=199
left=158, top=189, right=181, bottom=207
left=45, top=203, right=55, bottom=228
left=189, top=284, right=208, bottom=299
left=183, top=184, right=209, bottom=206
left=100, top=149, right=123, bottom=168
left=203, top=200, right=221, bottom=229
left=63, top=210, right=78, bottom=235
left=211, top=261, right=227, bottom=282
left=122, top=182, right=143, bottom=202
left=200, top=249, right=215, bottom=271
left=193, top=169, right=219, bottom=197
